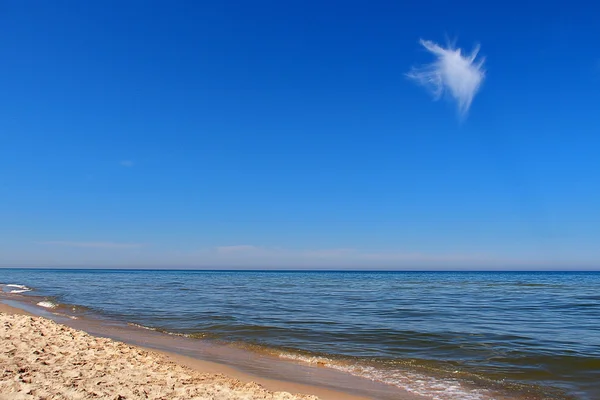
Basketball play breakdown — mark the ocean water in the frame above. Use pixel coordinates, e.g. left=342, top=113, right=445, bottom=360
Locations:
left=1, top=269, right=599, bottom=399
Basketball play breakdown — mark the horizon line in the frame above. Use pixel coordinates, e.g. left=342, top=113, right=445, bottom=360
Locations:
left=0, top=266, right=598, bottom=272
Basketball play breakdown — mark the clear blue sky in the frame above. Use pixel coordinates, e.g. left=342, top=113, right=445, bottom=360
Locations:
left=1, top=1, right=599, bottom=269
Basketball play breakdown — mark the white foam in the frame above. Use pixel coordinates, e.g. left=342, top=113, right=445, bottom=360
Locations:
left=37, top=301, right=58, bottom=309
left=6, top=284, right=31, bottom=290
left=3, top=284, right=32, bottom=294
left=277, top=352, right=492, bottom=400
left=127, top=323, right=191, bottom=338
left=128, top=323, right=158, bottom=331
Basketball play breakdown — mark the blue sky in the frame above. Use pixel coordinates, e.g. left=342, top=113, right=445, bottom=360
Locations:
left=1, top=1, right=599, bottom=269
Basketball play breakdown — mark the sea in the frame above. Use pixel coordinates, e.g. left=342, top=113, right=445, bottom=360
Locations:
left=1, top=269, right=599, bottom=400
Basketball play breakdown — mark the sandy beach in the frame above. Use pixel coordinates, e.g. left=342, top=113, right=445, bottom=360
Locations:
left=1, top=304, right=366, bottom=400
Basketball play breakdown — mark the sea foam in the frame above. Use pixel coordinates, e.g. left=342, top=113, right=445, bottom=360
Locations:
left=276, top=352, right=492, bottom=400
left=4, top=284, right=32, bottom=294
left=37, top=301, right=58, bottom=309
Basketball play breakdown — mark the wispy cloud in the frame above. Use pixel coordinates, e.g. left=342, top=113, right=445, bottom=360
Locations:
left=211, top=245, right=487, bottom=266
left=216, top=245, right=259, bottom=254
left=39, top=241, right=144, bottom=249
left=407, top=39, right=486, bottom=115
left=120, top=160, right=134, bottom=167
left=303, top=248, right=356, bottom=258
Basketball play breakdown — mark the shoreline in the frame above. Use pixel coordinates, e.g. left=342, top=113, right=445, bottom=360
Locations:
left=1, top=301, right=420, bottom=400
left=0, top=303, right=368, bottom=400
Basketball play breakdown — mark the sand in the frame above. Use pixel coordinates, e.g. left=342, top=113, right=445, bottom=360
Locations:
left=0, top=310, right=321, bottom=400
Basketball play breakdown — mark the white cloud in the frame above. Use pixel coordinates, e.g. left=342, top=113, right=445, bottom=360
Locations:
left=39, top=241, right=144, bottom=249
left=407, top=39, right=486, bottom=115
left=120, top=160, right=134, bottom=167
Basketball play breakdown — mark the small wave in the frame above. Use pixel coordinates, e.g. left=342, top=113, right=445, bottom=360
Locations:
left=128, top=323, right=158, bottom=331
left=37, top=301, right=58, bottom=309
left=6, top=284, right=30, bottom=289
left=127, top=323, right=195, bottom=338
left=5, top=284, right=32, bottom=293
left=276, top=352, right=492, bottom=400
